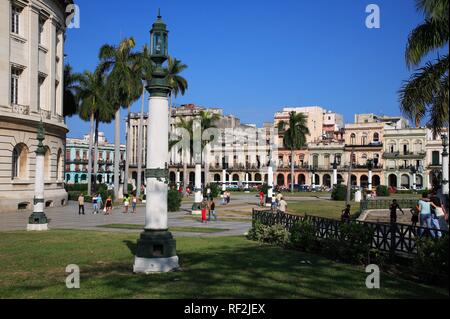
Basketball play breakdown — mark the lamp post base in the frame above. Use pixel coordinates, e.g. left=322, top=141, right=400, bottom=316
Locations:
left=27, top=212, right=48, bottom=231
left=133, top=229, right=179, bottom=274
left=27, top=223, right=48, bottom=231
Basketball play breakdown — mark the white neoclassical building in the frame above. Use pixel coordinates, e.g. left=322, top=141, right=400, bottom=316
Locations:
left=0, top=0, right=72, bottom=213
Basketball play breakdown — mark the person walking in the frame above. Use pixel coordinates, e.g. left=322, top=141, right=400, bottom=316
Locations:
left=431, top=196, right=447, bottom=234
left=201, top=199, right=208, bottom=224
left=417, top=193, right=440, bottom=237
left=78, top=193, right=85, bottom=215
left=410, top=207, right=419, bottom=227
left=389, top=199, right=405, bottom=224
left=96, top=193, right=103, bottom=214
left=259, top=191, right=265, bottom=207
left=278, top=196, right=288, bottom=213
left=208, top=199, right=217, bottom=221
left=92, top=194, right=99, bottom=214
left=341, top=204, right=351, bottom=223
left=131, top=193, right=138, bottom=214
left=105, top=196, right=113, bottom=215
left=123, top=194, right=130, bottom=214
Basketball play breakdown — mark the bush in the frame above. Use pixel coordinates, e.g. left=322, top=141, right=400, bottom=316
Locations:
left=247, top=222, right=290, bottom=247
left=376, top=185, right=390, bottom=197
left=168, top=189, right=182, bottom=212
left=331, top=184, right=354, bottom=201
left=205, top=183, right=220, bottom=199
left=414, top=234, right=449, bottom=283
left=290, top=219, right=317, bottom=252
left=337, top=222, right=373, bottom=264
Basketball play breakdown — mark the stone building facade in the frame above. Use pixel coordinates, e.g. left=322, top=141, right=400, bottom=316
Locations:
left=0, top=0, right=72, bottom=213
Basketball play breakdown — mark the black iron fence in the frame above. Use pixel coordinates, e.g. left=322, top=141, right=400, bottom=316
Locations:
left=252, top=209, right=448, bottom=256
left=360, top=199, right=419, bottom=212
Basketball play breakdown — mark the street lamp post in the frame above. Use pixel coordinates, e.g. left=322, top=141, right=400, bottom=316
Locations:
left=332, top=158, right=338, bottom=186
left=410, top=165, right=417, bottom=191
left=442, top=134, right=449, bottom=195
left=27, top=121, right=49, bottom=231
left=310, top=165, right=316, bottom=191
left=367, top=159, right=373, bottom=191
left=133, top=12, right=179, bottom=273
left=267, top=165, right=274, bottom=207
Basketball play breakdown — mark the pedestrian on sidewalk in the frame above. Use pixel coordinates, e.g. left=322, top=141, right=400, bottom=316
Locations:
left=131, top=193, right=137, bottom=214
left=78, top=193, right=85, bottom=215
left=259, top=191, right=265, bottom=207
left=123, top=194, right=130, bottom=214
left=92, top=195, right=98, bottom=214
left=208, top=199, right=217, bottom=221
left=341, top=204, right=351, bottom=223
left=278, top=196, right=287, bottom=213
left=96, top=193, right=103, bottom=214
left=389, top=199, right=404, bottom=224
left=201, top=199, right=208, bottom=223
left=105, top=196, right=113, bottom=215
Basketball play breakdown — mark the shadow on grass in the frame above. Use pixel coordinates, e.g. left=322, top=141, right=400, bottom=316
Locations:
left=1, top=233, right=447, bottom=299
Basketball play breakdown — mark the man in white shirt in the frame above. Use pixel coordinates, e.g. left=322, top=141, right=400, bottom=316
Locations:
left=278, top=196, right=288, bottom=213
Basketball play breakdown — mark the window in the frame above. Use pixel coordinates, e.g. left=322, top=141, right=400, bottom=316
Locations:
left=11, top=67, right=21, bottom=105
left=361, top=133, right=368, bottom=145
left=11, top=144, right=28, bottom=180
left=350, top=133, right=356, bottom=145
left=38, top=75, right=46, bottom=110
left=39, top=19, right=45, bottom=45
left=432, top=151, right=440, bottom=165
left=12, top=148, right=19, bottom=179
left=11, top=6, right=20, bottom=34
left=373, top=133, right=380, bottom=142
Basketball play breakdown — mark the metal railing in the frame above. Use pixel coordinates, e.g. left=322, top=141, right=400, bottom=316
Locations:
left=360, top=199, right=419, bottom=212
left=252, top=209, right=448, bottom=256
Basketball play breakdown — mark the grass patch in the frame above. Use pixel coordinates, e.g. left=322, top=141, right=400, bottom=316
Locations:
left=0, top=230, right=447, bottom=299
left=287, top=200, right=357, bottom=220
left=97, top=224, right=228, bottom=233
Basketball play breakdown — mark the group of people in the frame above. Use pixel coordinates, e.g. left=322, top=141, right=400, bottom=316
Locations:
left=382, top=192, right=449, bottom=237
left=258, top=191, right=288, bottom=212
left=220, top=191, right=231, bottom=205
left=77, top=192, right=135, bottom=215
left=200, top=198, right=217, bottom=223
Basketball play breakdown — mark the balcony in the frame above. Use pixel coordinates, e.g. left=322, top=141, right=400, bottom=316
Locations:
left=383, top=151, right=426, bottom=159
left=345, top=142, right=383, bottom=149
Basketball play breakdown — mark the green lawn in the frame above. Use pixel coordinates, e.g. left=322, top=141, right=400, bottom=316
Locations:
left=287, top=200, right=355, bottom=220
left=0, top=230, right=447, bottom=299
left=97, top=224, right=229, bottom=233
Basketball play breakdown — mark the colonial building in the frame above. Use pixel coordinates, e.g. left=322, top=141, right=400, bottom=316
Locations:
left=0, top=0, right=72, bottom=213
left=65, top=133, right=126, bottom=185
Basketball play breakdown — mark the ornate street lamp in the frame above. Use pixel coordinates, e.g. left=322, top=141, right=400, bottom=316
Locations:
left=332, top=158, right=338, bottom=186
left=133, top=12, right=179, bottom=273
left=310, top=165, right=317, bottom=191
left=367, top=159, right=373, bottom=191
left=442, top=133, right=449, bottom=195
left=27, top=121, right=48, bottom=231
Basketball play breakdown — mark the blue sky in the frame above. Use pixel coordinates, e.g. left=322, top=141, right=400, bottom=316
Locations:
left=65, top=0, right=436, bottom=143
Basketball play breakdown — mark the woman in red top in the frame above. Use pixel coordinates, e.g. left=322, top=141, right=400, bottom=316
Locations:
left=259, top=191, right=265, bottom=207
left=201, top=199, right=208, bottom=223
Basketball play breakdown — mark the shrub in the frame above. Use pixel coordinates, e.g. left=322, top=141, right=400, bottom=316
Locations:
left=206, top=183, right=220, bottom=199
left=247, top=222, right=290, bottom=247
left=331, top=184, right=354, bottom=201
left=376, top=185, right=390, bottom=197
left=168, top=189, right=182, bottom=212
left=260, top=184, right=269, bottom=195
left=414, top=234, right=449, bottom=283
left=290, top=219, right=317, bottom=252
left=337, top=222, right=373, bottom=264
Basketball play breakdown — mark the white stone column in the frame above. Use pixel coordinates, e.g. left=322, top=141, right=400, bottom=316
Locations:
left=333, top=168, right=338, bottom=186
left=244, top=172, right=249, bottom=192
left=194, top=163, right=202, bottom=204
left=49, top=19, right=57, bottom=115
left=176, top=170, right=180, bottom=189
left=222, top=169, right=227, bottom=191
left=0, top=0, right=10, bottom=107
left=267, top=166, right=274, bottom=207
left=28, top=5, right=40, bottom=112
left=412, top=172, right=417, bottom=190
left=368, top=170, right=373, bottom=191
left=144, top=96, right=169, bottom=230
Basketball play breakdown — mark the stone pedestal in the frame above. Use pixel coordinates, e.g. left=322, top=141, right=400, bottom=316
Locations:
left=134, top=230, right=179, bottom=273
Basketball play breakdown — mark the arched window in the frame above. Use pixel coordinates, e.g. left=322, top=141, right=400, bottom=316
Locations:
left=361, top=133, right=368, bottom=145
left=373, top=133, right=380, bottom=143
left=11, top=144, right=28, bottom=180
left=350, top=133, right=356, bottom=145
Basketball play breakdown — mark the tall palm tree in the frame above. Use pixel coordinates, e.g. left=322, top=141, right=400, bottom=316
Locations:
left=399, top=0, right=449, bottom=135
left=166, top=56, right=188, bottom=119
left=277, top=112, right=310, bottom=193
left=63, top=64, right=81, bottom=118
left=199, top=110, right=220, bottom=186
left=174, top=110, right=219, bottom=196
left=77, top=68, right=109, bottom=196
left=135, top=44, right=153, bottom=197
left=99, top=37, right=142, bottom=198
